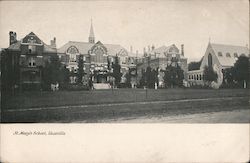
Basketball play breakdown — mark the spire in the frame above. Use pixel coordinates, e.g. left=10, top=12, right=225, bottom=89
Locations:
left=89, top=18, right=95, bottom=43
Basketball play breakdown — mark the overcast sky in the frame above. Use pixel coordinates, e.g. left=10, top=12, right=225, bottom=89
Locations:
left=0, top=0, right=249, bottom=62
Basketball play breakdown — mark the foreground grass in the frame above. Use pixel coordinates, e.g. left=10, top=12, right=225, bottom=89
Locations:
left=2, top=88, right=249, bottom=110
left=2, top=96, right=249, bottom=123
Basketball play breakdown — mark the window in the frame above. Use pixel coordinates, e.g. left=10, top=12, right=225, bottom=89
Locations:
left=28, top=57, right=36, bottom=67
left=199, top=74, right=202, bottom=80
left=28, top=45, right=36, bottom=53
left=208, top=53, right=213, bottom=67
left=234, top=53, right=238, bottom=58
left=67, top=46, right=79, bottom=62
left=218, top=52, right=223, bottom=57
left=226, top=53, right=231, bottom=57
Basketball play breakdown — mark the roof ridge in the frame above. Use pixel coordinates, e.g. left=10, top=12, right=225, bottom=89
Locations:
left=211, top=43, right=248, bottom=48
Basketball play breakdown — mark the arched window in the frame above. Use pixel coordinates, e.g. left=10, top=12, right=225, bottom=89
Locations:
left=208, top=53, right=212, bottom=67
left=67, top=46, right=79, bottom=62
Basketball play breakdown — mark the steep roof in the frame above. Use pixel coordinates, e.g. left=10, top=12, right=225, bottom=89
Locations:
left=210, top=43, right=249, bottom=67
left=57, top=41, right=128, bottom=56
left=43, top=43, right=57, bottom=53
left=57, top=41, right=94, bottom=54
left=7, top=32, right=56, bottom=53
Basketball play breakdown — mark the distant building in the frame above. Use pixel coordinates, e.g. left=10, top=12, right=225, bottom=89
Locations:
left=137, top=44, right=188, bottom=87
left=57, top=20, right=132, bottom=84
left=1, top=31, right=57, bottom=91
left=188, top=42, right=249, bottom=88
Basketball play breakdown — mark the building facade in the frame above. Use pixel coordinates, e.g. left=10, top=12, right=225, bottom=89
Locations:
left=1, top=31, right=57, bottom=91
left=57, top=21, right=133, bottom=85
left=188, top=42, right=249, bottom=88
left=136, top=44, right=188, bottom=87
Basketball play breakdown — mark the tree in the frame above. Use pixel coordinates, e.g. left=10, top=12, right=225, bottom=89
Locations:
left=42, top=55, right=61, bottom=90
left=139, top=69, right=146, bottom=87
left=233, top=56, right=249, bottom=88
left=164, top=65, right=184, bottom=88
left=188, top=57, right=203, bottom=71
left=203, top=66, right=218, bottom=85
left=112, top=55, right=122, bottom=86
left=77, top=55, right=84, bottom=84
left=145, top=66, right=152, bottom=88
left=188, top=61, right=201, bottom=71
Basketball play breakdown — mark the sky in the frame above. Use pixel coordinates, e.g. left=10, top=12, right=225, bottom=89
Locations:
left=0, top=0, right=249, bottom=62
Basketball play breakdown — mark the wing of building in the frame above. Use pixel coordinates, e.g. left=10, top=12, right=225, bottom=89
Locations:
left=57, top=20, right=133, bottom=84
left=2, top=31, right=57, bottom=91
left=188, top=42, right=249, bottom=88
left=137, top=44, right=188, bottom=87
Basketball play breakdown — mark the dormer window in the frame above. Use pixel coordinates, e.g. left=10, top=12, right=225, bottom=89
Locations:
left=234, top=53, right=238, bottom=58
left=226, top=53, right=231, bottom=57
left=218, top=52, right=223, bottom=57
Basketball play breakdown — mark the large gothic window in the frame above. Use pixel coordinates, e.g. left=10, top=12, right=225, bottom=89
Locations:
left=95, top=48, right=104, bottom=63
left=208, top=53, right=212, bottom=67
left=67, top=46, right=79, bottom=62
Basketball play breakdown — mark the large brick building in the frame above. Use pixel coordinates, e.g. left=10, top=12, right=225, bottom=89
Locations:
left=136, top=44, right=188, bottom=87
left=57, top=21, right=136, bottom=85
left=1, top=31, right=57, bottom=91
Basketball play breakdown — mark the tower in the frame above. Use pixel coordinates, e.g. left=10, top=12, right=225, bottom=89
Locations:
left=88, top=19, right=95, bottom=44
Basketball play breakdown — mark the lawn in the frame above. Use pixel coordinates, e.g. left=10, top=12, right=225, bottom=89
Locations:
left=2, top=88, right=249, bottom=110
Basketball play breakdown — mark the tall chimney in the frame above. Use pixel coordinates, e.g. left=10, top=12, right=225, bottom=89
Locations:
left=9, top=31, right=17, bottom=46
left=50, top=37, right=57, bottom=49
left=152, top=44, right=155, bottom=50
left=181, top=44, right=184, bottom=56
left=130, top=46, right=133, bottom=53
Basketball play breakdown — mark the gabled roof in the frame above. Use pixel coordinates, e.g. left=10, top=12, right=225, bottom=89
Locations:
left=104, top=43, right=128, bottom=56
left=210, top=43, right=249, bottom=67
left=150, top=44, right=181, bottom=58
left=57, top=41, right=94, bottom=54
left=7, top=32, right=56, bottom=53
left=57, top=41, right=128, bottom=56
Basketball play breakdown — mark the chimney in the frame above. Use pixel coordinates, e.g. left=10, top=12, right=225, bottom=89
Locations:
left=9, top=31, right=17, bottom=46
left=50, top=37, right=57, bottom=49
left=152, top=44, right=155, bottom=51
left=181, top=44, right=184, bottom=56
left=130, top=46, right=133, bottom=53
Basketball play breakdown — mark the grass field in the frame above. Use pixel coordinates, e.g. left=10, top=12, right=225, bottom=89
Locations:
left=2, top=88, right=249, bottom=109
left=1, top=88, right=249, bottom=122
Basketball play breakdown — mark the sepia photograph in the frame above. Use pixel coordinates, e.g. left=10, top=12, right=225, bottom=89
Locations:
left=0, top=0, right=249, bottom=162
